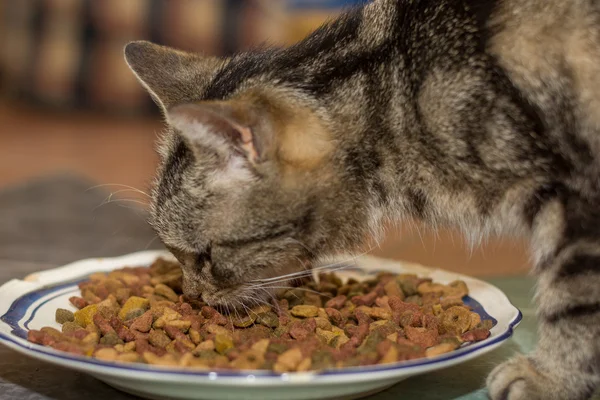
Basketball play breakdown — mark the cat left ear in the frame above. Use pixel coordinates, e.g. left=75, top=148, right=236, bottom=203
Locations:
left=167, top=103, right=264, bottom=166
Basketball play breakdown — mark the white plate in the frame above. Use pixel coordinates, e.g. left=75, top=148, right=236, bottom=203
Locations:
left=0, top=250, right=521, bottom=400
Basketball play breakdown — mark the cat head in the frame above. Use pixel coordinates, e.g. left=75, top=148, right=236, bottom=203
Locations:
left=125, top=41, right=367, bottom=308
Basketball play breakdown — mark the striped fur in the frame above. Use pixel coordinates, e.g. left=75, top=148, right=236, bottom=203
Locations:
left=125, top=0, right=600, bottom=398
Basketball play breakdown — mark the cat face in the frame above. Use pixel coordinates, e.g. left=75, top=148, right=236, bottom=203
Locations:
left=124, top=41, right=345, bottom=309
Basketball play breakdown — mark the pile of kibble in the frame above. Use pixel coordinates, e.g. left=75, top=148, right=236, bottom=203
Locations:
left=27, top=258, right=492, bottom=372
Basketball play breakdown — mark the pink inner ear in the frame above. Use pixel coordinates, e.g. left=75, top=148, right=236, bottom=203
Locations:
left=167, top=103, right=260, bottom=164
left=232, top=123, right=259, bottom=163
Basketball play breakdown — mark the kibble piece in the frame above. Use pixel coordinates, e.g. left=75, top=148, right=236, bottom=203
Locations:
left=274, top=348, right=303, bottom=373
left=117, top=353, right=140, bottom=363
left=380, top=345, right=399, bottom=364
left=61, top=321, right=82, bottom=334
left=100, top=332, right=123, bottom=346
left=232, top=314, right=256, bottom=328
left=73, top=304, right=99, bottom=327
left=95, top=348, right=118, bottom=361
left=195, top=340, right=215, bottom=352
left=469, top=312, right=481, bottom=330
left=55, top=308, right=75, bottom=324
left=129, top=311, right=153, bottom=333
left=441, top=306, right=472, bottom=334
left=154, top=284, right=179, bottom=302
left=257, top=312, right=279, bottom=328
left=148, top=329, right=172, bottom=349
left=215, top=334, right=234, bottom=355
left=290, top=305, right=319, bottom=318
left=166, top=319, right=192, bottom=332
left=189, top=329, right=202, bottom=345
left=143, top=352, right=178, bottom=366
left=118, top=296, right=150, bottom=321
left=297, top=357, right=312, bottom=372
left=425, top=342, right=458, bottom=358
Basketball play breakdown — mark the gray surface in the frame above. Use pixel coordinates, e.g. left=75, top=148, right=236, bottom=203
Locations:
left=0, top=174, right=162, bottom=400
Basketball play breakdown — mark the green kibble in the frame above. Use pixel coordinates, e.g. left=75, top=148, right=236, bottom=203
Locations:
left=100, top=332, right=123, bottom=346
left=267, top=342, right=289, bottom=354
left=232, top=314, right=256, bottom=328
left=55, top=308, right=75, bottom=324
left=257, top=312, right=279, bottom=328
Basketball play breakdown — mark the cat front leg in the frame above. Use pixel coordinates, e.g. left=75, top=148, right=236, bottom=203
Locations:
left=487, top=193, right=600, bottom=400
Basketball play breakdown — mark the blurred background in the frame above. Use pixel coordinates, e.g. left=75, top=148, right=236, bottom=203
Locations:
left=0, top=0, right=529, bottom=277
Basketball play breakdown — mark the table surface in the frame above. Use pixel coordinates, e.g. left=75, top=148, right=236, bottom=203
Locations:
left=0, top=175, right=597, bottom=400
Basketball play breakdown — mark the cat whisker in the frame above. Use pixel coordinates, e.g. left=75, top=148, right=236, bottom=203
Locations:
left=86, top=183, right=150, bottom=198
left=93, top=198, right=149, bottom=212
left=249, top=246, right=377, bottom=285
left=249, top=285, right=333, bottom=298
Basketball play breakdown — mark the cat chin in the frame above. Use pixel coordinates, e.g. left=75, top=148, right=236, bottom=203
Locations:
left=200, top=286, right=274, bottom=312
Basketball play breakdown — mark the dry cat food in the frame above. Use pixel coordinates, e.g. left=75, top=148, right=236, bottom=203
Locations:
left=27, top=258, right=493, bottom=372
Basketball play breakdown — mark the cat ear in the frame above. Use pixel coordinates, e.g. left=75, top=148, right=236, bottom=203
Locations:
left=167, top=102, right=266, bottom=166
left=124, top=41, right=222, bottom=112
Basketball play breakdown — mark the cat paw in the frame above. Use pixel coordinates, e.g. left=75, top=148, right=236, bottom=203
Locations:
left=486, top=355, right=547, bottom=400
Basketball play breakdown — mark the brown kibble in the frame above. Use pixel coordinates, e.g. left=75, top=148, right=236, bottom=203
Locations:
left=130, top=311, right=154, bottom=333
left=195, top=340, right=215, bottom=352
left=93, top=313, right=116, bottom=336
left=274, top=348, right=303, bottom=372
left=405, top=326, right=438, bottom=348
left=447, top=280, right=469, bottom=297
left=69, top=296, right=88, bottom=309
left=351, top=291, right=378, bottom=307
left=461, top=328, right=490, bottom=342
left=325, top=308, right=345, bottom=327
left=314, top=317, right=333, bottom=331
left=297, top=357, right=312, bottom=372
left=441, top=296, right=464, bottom=310
left=231, top=349, right=265, bottom=370
left=290, top=305, right=319, bottom=318
left=189, top=329, right=202, bottom=345
left=95, top=348, right=118, bottom=361
left=441, top=306, right=472, bottom=334
left=425, top=342, right=458, bottom=358
left=325, top=295, right=347, bottom=309
left=148, top=329, right=172, bottom=348
left=154, top=283, right=179, bottom=302
left=143, top=352, right=178, bottom=366
left=384, top=280, right=404, bottom=299
left=380, top=344, right=399, bottom=364
left=117, top=353, right=140, bottom=363
left=469, top=312, right=481, bottom=330
left=166, top=319, right=192, bottom=332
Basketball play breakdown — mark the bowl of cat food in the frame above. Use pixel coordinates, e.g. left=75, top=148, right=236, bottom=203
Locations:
left=0, top=250, right=521, bottom=400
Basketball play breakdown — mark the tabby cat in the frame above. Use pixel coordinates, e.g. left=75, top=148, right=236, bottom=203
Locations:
left=124, top=0, right=600, bottom=398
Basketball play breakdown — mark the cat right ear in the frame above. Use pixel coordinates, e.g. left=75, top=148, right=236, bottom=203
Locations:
left=124, top=41, right=223, bottom=113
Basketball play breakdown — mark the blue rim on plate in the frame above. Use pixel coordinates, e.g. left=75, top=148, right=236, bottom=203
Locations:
left=0, top=267, right=523, bottom=380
